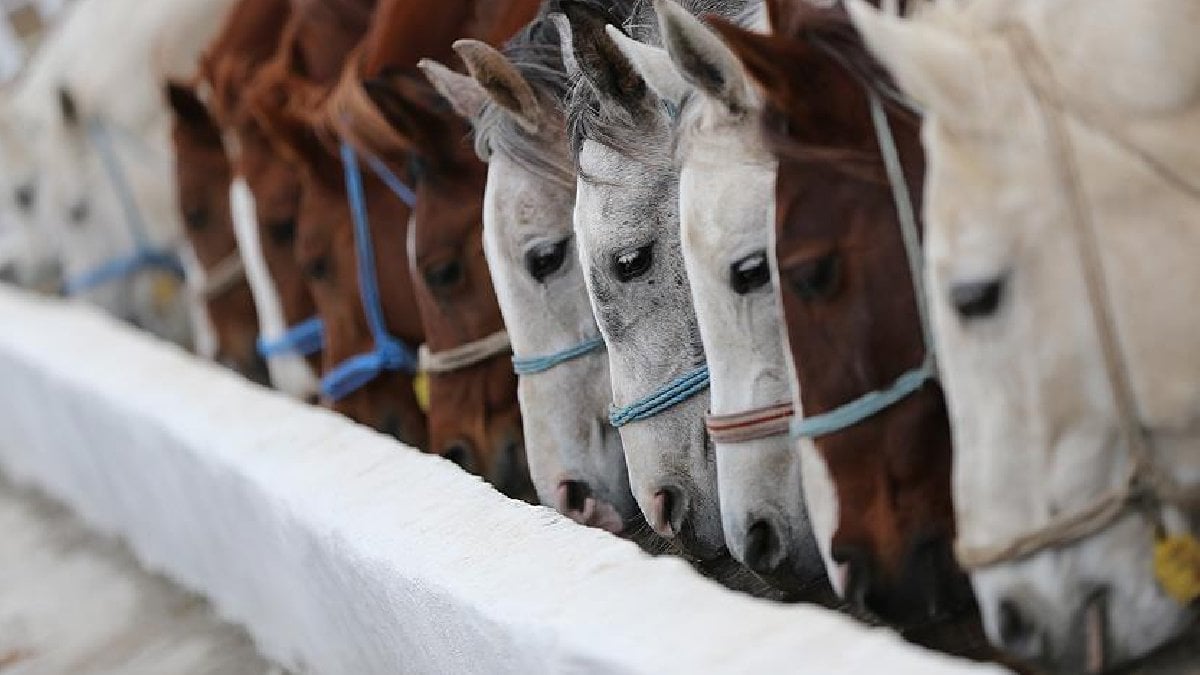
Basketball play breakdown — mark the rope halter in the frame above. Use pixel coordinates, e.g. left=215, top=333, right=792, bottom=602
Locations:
left=955, top=25, right=1200, bottom=572
left=511, top=335, right=606, bottom=376
left=319, top=141, right=419, bottom=402
left=609, top=365, right=711, bottom=428
left=63, top=119, right=185, bottom=295
left=787, top=87, right=935, bottom=441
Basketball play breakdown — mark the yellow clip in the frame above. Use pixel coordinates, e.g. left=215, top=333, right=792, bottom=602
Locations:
left=1153, top=533, right=1200, bottom=605
left=414, top=372, right=430, bottom=412
left=151, top=273, right=183, bottom=314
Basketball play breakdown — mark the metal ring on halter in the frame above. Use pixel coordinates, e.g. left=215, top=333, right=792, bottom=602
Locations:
left=954, top=25, right=1200, bottom=572
left=319, top=141, right=419, bottom=402
left=257, top=316, right=324, bottom=359
left=706, top=401, right=794, bottom=444
left=64, top=119, right=185, bottom=295
left=512, top=335, right=606, bottom=376
left=787, top=90, right=934, bottom=441
left=609, top=365, right=710, bottom=428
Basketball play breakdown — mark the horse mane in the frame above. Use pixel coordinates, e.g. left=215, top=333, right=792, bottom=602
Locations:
left=717, top=0, right=917, bottom=185
left=565, top=0, right=755, bottom=174
left=472, top=0, right=638, bottom=190
left=201, top=0, right=293, bottom=124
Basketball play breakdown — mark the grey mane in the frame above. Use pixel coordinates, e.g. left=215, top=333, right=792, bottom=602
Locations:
left=566, top=0, right=758, bottom=174
left=473, top=0, right=641, bottom=190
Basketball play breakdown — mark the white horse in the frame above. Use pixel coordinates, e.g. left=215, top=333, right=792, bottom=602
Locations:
left=561, top=0, right=760, bottom=559
left=416, top=13, right=639, bottom=533
left=607, top=0, right=825, bottom=590
left=0, top=0, right=235, bottom=346
left=853, top=0, right=1200, bottom=668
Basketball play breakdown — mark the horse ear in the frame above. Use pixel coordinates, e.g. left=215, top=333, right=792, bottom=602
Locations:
left=561, top=1, right=649, bottom=113
left=846, top=0, right=980, bottom=116
left=604, top=26, right=687, bottom=109
left=707, top=18, right=790, bottom=107
left=452, top=39, right=543, bottom=134
left=653, top=0, right=752, bottom=113
left=417, top=58, right=489, bottom=123
left=57, top=86, right=80, bottom=127
left=164, top=80, right=215, bottom=130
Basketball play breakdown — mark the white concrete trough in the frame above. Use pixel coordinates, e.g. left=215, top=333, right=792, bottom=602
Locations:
left=0, top=287, right=1002, bottom=674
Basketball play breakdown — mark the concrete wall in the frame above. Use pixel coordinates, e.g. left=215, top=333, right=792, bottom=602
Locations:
left=0, top=288, right=1002, bottom=674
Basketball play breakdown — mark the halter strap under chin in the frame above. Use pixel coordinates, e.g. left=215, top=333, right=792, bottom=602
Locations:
left=609, top=365, right=710, bottom=428
left=320, top=141, right=419, bottom=402
left=706, top=401, right=794, bottom=444
left=786, top=89, right=935, bottom=441
left=63, top=119, right=185, bottom=295
left=956, top=26, right=1200, bottom=571
left=512, top=335, right=606, bottom=376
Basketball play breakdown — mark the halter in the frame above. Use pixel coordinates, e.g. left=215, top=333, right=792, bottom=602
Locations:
left=512, top=335, right=605, bottom=375
left=63, top=119, right=185, bottom=295
left=955, top=26, right=1200, bottom=571
left=418, top=330, right=513, bottom=375
left=257, top=316, right=324, bottom=359
left=787, top=88, right=935, bottom=441
left=609, top=365, right=710, bottom=428
left=319, top=141, right=419, bottom=402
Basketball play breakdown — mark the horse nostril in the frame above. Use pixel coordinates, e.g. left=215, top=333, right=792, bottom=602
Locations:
left=650, top=486, right=685, bottom=538
left=557, top=480, right=592, bottom=515
left=441, top=441, right=474, bottom=472
left=742, top=518, right=786, bottom=575
left=14, top=184, right=34, bottom=210
left=998, top=597, right=1036, bottom=649
left=832, top=544, right=873, bottom=610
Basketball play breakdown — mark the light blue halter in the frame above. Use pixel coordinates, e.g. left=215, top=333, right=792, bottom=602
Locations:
left=257, top=316, right=325, bottom=358
left=63, top=119, right=185, bottom=295
left=319, top=141, right=419, bottom=402
left=511, top=335, right=606, bottom=375
left=790, top=91, right=937, bottom=440
left=609, top=365, right=711, bottom=428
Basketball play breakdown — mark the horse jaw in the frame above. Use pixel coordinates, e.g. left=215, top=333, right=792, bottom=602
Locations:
left=574, top=139, right=725, bottom=557
left=482, top=153, right=636, bottom=528
left=904, top=2, right=1200, bottom=665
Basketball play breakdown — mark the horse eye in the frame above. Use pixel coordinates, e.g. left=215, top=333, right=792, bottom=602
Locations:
left=729, top=250, right=771, bottom=295
left=13, top=183, right=34, bottom=211
left=950, top=277, right=1004, bottom=320
left=612, top=242, right=654, bottom=283
left=184, top=207, right=209, bottom=231
left=304, top=255, right=332, bottom=282
left=268, top=218, right=296, bottom=246
left=524, top=238, right=569, bottom=283
left=786, top=252, right=840, bottom=300
left=424, top=259, right=464, bottom=289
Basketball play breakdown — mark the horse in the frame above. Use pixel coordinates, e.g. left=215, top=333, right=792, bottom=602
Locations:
left=416, top=0, right=641, bottom=531
left=599, top=0, right=828, bottom=593
left=314, top=0, right=541, bottom=496
left=559, top=0, right=765, bottom=560
left=165, top=81, right=266, bottom=384
left=709, top=0, right=978, bottom=630
left=852, top=0, right=1200, bottom=669
left=1, top=0, right=235, bottom=347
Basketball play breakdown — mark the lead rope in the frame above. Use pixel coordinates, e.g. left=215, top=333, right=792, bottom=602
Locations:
left=956, top=25, right=1200, bottom=572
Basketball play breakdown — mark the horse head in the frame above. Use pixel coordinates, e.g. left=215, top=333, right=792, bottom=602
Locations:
left=417, top=8, right=639, bottom=533
left=714, top=0, right=974, bottom=626
left=853, top=0, right=1200, bottom=668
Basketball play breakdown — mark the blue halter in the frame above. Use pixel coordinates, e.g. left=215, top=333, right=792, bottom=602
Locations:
left=790, top=91, right=936, bottom=440
left=257, top=316, right=325, bottom=358
left=319, top=141, right=419, bottom=402
left=609, top=365, right=710, bottom=428
left=512, top=335, right=606, bottom=375
left=64, top=119, right=185, bottom=295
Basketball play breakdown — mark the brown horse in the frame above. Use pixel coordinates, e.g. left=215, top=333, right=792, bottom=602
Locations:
left=184, top=0, right=325, bottom=400
left=310, top=0, right=540, bottom=496
left=165, top=81, right=265, bottom=385
left=711, top=0, right=979, bottom=635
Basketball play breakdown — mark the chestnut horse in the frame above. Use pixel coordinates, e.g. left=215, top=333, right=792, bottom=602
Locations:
left=311, top=0, right=541, bottom=496
left=710, top=0, right=979, bottom=633
left=166, top=81, right=266, bottom=384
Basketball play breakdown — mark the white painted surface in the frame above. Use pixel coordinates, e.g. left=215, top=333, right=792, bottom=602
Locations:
left=0, top=287, right=1000, bottom=674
